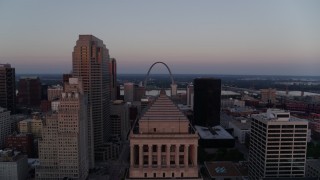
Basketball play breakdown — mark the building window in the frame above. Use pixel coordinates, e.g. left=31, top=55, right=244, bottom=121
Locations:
left=154, top=128, right=156, bottom=132
left=152, top=155, right=157, bottom=165
left=153, top=145, right=157, bottom=152
left=143, top=145, right=148, bottom=152
left=161, top=155, right=166, bottom=165
left=161, top=145, right=166, bottom=152
left=295, top=125, right=307, bottom=128
left=179, top=155, right=184, bottom=164
left=143, top=155, right=148, bottom=165
left=144, top=173, right=147, bottom=177
left=170, top=155, right=175, bottom=165
left=170, top=145, right=175, bottom=152
left=282, top=125, right=294, bottom=129
left=179, top=145, right=184, bottom=152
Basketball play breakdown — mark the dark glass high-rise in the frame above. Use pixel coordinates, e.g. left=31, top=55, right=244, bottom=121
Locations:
left=193, top=78, right=221, bottom=127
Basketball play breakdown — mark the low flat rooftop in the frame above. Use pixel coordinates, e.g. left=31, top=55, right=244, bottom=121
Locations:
left=195, top=125, right=234, bottom=140
left=221, top=91, right=240, bottom=96
left=307, top=159, right=320, bottom=169
left=0, top=107, right=9, bottom=113
left=229, top=118, right=251, bottom=130
left=252, top=113, right=308, bottom=123
left=205, top=161, right=241, bottom=177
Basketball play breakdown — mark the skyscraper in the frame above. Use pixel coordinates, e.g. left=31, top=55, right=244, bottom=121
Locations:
left=0, top=107, right=11, bottom=149
left=109, top=58, right=117, bottom=100
left=0, top=64, right=16, bottom=113
left=260, top=88, right=277, bottom=104
left=193, top=78, right=221, bottom=127
left=249, top=109, right=308, bottom=179
left=17, top=76, right=42, bottom=107
left=110, top=100, right=129, bottom=141
left=186, top=83, right=194, bottom=109
left=72, top=35, right=110, bottom=167
left=36, top=78, right=89, bottom=179
left=124, top=82, right=134, bottom=102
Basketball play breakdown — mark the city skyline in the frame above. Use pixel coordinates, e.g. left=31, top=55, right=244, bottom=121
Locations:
left=1, top=0, right=320, bottom=76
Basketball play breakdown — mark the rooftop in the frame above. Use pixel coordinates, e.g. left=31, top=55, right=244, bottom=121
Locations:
left=0, top=63, right=11, bottom=68
left=229, top=118, right=251, bottom=130
left=277, top=90, right=320, bottom=97
left=20, top=118, right=33, bottom=122
left=0, top=107, right=9, bottom=113
left=252, top=109, right=308, bottom=123
left=140, top=94, right=188, bottom=122
left=48, top=84, right=63, bottom=89
left=132, top=92, right=195, bottom=134
left=228, top=106, right=256, bottom=113
left=221, top=91, right=241, bottom=96
left=28, top=158, right=40, bottom=167
left=307, top=159, right=320, bottom=168
left=195, top=125, right=234, bottom=140
left=0, top=149, right=25, bottom=162
left=205, top=161, right=242, bottom=177
left=19, top=118, right=43, bottom=123
left=112, top=100, right=125, bottom=105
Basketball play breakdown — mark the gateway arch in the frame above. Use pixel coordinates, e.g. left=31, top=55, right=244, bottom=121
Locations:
left=144, top=62, right=177, bottom=96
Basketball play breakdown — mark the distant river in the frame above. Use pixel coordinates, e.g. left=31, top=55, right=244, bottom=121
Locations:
left=120, top=89, right=186, bottom=97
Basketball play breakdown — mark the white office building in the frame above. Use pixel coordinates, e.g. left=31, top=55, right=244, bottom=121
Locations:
left=229, top=117, right=251, bottom=144
left=0, top=149, right=28, bottom=180
left=248, top=109, right=308, bottom=179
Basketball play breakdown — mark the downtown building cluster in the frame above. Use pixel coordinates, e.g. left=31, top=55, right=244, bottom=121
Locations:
left=0, top=35, right=319, bottom=180
left=36, top=35, right=117, bottom=179
left=0, top=35, right=119, bottom=179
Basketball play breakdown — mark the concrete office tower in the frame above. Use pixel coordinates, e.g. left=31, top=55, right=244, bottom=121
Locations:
left=47, top=85, right=63, bottom=101
left=128, top=90, right=200, bottom=179
left=134, top=85, right=146, bottom=101
left=10, top=114, right=28, bottom=134
left=36, top=78, right=89, bottom=180
left=17, top=76, right=42, bottom=107
left=0, top=107, right=11, bottom=149
left=109, top=58, right=117, bottom=100
left=62, top=74, right=72, bottom=84
left=18, top=117, right=43, bottom=139
left=228, top=118, right=251, bottom=144
left=193, top=78, right=221, bottom=127
left=62, top=74, right=72, bottom=89
left=0, top=64, right=16, bottom=113
left=260, top=88, right=277, bottom=104
left=186, top=83, right=194, bottom=108
left=110, top=100, right=129, bottom=141
left=0, top=149, right=28, bottom=180
left=249, top=109, right=308, bottom=179
left=72, top=35, right=110, bottom=167
left=124, top=82, right=134, bottom=102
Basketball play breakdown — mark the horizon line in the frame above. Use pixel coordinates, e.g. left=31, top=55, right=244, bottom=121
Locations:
left=15, top=73, right=320, bottom=77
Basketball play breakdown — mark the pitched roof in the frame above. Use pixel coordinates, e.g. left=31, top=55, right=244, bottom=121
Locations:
left=140, top=93, right=188, bottom=122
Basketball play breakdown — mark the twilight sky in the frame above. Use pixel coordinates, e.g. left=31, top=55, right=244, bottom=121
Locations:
left=0, top=0, right=320, bottom=75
